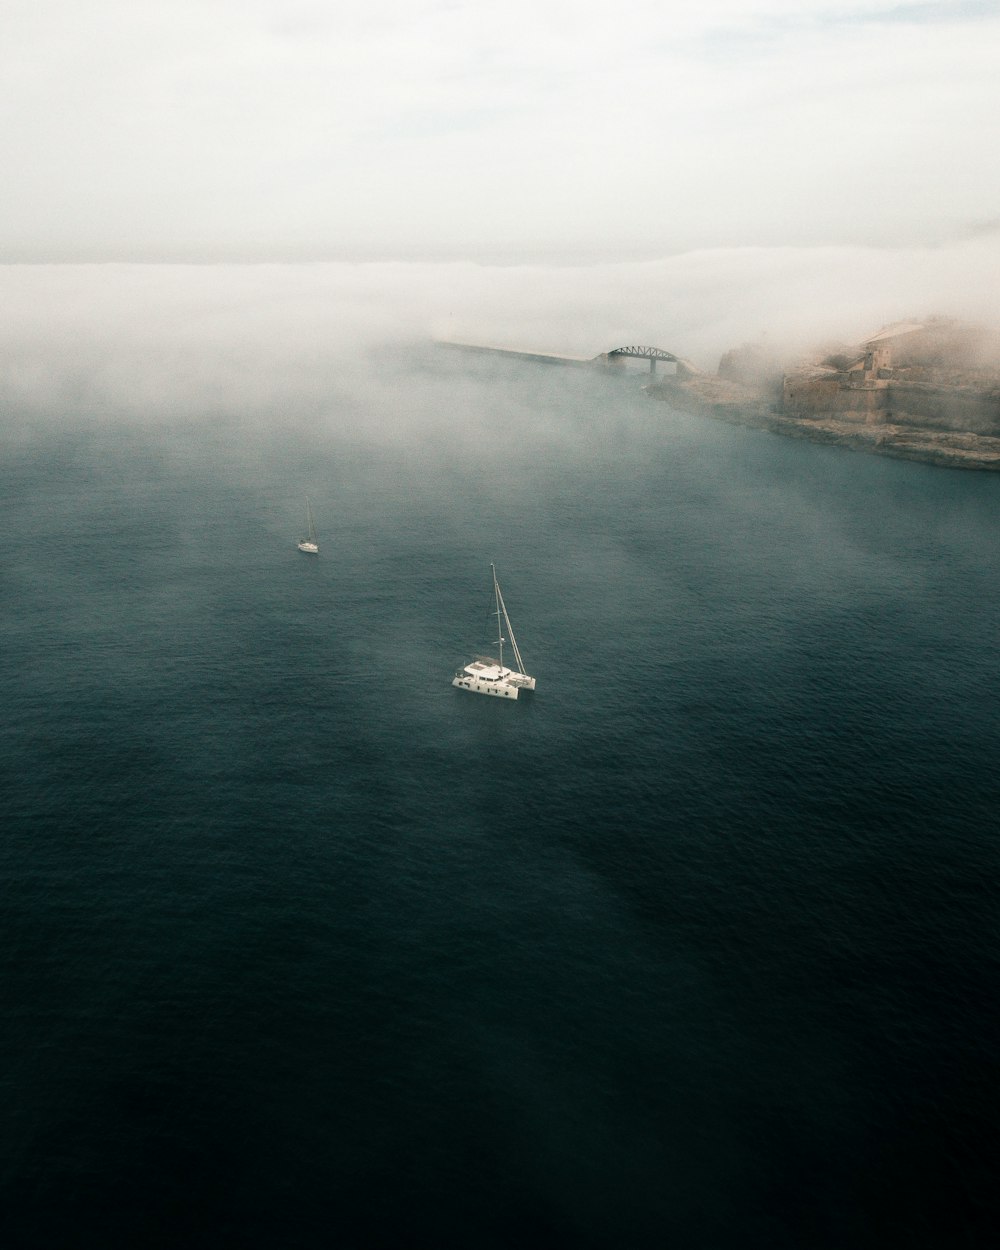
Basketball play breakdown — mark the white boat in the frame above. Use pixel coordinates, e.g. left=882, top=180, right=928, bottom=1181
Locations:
left=297, top=499, right=319, bottom=554
left=453, top=564, right=536, bottom=699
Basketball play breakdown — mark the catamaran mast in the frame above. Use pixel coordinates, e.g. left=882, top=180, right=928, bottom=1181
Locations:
left=491, top=563, right=505, bottom=670
left=492, top=566, right=527, bottom=675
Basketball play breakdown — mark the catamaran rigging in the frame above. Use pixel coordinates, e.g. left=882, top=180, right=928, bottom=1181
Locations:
left=452, top=564, right=536, bottom=699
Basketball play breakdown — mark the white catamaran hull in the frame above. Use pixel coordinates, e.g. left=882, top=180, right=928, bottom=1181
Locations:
left=452, top=663, right=535, bottom=699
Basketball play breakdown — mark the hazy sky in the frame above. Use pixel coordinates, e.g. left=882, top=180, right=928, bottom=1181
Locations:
left=4, top=0, right=998, bottom=261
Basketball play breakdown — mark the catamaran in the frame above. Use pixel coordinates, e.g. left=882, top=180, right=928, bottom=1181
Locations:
left=297, top=499, right=319, bottom=554
left=453, top=565, right=536, bottom=699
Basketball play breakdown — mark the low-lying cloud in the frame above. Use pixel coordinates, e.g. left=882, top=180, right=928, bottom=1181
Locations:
left=2, top=239, right=998, bottom=434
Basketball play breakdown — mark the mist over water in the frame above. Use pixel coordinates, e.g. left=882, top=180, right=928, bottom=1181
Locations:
left=3, top=264, right=1000, bottom=1247
left=3, top=243, right=1000, bottom=405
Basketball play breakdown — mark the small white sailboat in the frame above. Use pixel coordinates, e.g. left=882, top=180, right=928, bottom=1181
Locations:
left=297, top=499, right=319, bottom=554
left=453, top=564, right=536, bottom=699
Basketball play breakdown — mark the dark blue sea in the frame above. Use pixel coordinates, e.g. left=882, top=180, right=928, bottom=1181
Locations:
left=3, top=346, right=999, bottom=1248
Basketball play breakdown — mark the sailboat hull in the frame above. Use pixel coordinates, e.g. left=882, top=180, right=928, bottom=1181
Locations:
left=452, top=660, right=535, bottom=699
left=297, top=541, right=319, bottom=554
left=453, top=674, right=520, bottom=698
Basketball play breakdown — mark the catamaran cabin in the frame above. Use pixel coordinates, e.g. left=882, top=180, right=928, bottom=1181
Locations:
left=452, top=658, right=535, bottom=699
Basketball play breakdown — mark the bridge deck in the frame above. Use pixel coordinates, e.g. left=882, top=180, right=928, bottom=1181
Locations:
left=437, top=341, right=595, bottom=366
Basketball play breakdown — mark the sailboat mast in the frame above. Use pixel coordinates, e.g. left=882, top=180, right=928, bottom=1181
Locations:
left=491, top=563, right=504, bottom=669
left=493, top=567, right=527, bottom=675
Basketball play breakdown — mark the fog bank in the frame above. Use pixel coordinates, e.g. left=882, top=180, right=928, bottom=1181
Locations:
left=2, top=241, right=998, bottom=423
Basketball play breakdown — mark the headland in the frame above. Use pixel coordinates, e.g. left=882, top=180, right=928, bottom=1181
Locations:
left=650, top=318, right=1000, bottom=471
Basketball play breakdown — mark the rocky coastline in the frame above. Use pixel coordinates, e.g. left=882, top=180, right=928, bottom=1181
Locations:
left=649, top=319, right=1000, bottom=471
left=649, top=375, right=1000, bottom=471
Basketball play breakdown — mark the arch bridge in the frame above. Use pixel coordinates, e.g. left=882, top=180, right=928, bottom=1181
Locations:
left=603, top=346, right=694, bottom=374
left=438, top=339, right=698, bottom=374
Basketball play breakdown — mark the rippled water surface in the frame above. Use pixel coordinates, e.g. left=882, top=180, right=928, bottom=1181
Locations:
left=3, top=350, right=999, bottom=1248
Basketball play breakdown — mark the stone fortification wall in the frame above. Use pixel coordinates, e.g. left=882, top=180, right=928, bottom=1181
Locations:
left=783, top=372, right=886, bottom=423
left=782, top=373, right=841, bottom=411
left=885, top=383, right=1000, bottom=437
left=782, top=374, right=1000, bottom=436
